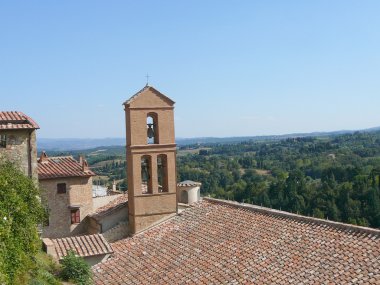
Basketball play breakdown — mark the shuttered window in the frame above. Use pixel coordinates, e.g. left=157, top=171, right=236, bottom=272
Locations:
left=71, top=209, right=80, bottom=224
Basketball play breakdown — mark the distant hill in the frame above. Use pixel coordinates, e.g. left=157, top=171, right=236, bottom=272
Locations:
left=38, top=126, right=380, bottom=151
left=38, top=138, right=126, bottom=151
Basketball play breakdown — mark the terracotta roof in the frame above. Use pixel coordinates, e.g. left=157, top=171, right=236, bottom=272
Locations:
left=0, top=111, right=39, bottom=130
left=177, top=180, right=202, bottom=187
left=38, top=152, right=95, bottom=180
left=93, top=198, right=380, bottom=284
left=90, top=194, right=128, bottom=220
left=123, top=85, right=175, bottom=106
left=51, top=234, right=113, bottom=259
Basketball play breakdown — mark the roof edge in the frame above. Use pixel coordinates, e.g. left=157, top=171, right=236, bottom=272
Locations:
left=89, top=202, right=128, bottom=220
left=20, top=111, right=40, bottom=129
left=0, top=111, right=40, bottom=129
left=38, top=173, right=96, bottom=180
left=50, top=234, right=113, bottom=259
left=204, top=197, right=380, bottom=236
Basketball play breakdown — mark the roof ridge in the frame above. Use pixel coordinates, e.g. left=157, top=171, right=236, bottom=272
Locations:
left=123, top=85, right=175, bottom=106
left=123, top=85, right=150, bottom=105
left=38, top=154, right=95, bottom=179
left=204, top=197, right=380, bottom=236
left=47, top=155, right=74, bottom=159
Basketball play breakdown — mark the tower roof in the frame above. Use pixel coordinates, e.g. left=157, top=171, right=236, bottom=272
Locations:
left=123, top=85, right=175, bottom=107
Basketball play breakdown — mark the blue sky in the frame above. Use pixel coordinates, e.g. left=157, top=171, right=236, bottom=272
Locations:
left=1, top=1, right=379, bottom=138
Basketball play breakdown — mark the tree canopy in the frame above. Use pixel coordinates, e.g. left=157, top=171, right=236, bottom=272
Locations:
left=177, top=132, right=380, bottom=228
left=0, top=159, right=45, bottom=284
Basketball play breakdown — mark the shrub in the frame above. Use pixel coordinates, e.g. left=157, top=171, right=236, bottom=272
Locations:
left=60, top=250, right=91, bottom=285
left=28, top=251, right=62, bottom=285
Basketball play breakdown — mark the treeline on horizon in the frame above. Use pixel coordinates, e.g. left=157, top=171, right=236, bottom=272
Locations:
left=177, top=132, right=380, bottom=228
left=64, top=131, right=380, bottom=228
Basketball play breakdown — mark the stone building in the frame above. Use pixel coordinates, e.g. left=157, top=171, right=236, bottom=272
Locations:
left=124, top=85, right=177, bottom=234
left=38, top=152, right=95, bottom=238
left=0, top=111, right=39, bottom=180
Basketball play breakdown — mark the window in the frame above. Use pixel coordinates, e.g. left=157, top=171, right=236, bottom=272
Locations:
left=71, top=209, right=80, bottom=224
left=0, top=134, right=6, bottom=148
left=57, top=183, right=67, bottom=194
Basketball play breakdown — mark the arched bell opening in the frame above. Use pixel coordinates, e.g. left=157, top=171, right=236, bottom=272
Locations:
left=141, top=155, right=153, bottom=194
left=157, top=154, right=168, bottom=193
left=147, top=113, right=159, bottom=144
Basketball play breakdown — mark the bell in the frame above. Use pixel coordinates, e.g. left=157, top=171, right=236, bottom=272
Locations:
left=147, top=123, right=155, bottom=138
left=142, top=166, right=149, bottom=181
left=141, top=158, right=150, bottom=181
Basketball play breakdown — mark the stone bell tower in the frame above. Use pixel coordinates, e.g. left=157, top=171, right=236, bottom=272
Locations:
left=124, top=85, right=177, bottom=234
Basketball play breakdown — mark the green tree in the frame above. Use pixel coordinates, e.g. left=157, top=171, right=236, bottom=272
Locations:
left=366, top=187, right=380, bottom=227
left=0, top=160, right=45, bottom=284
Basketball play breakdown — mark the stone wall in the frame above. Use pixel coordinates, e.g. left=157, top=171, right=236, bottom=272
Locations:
left=85, top=202, right=128, bottom=236
left=40, top=176, right=94, bottom=238
left=102, top=222, right=129, bottom=242
left=85, top=217, right=101, bottom=235
left=99, top=205, right=128, bottom=232
left=0, top=129, right=38, bottom=180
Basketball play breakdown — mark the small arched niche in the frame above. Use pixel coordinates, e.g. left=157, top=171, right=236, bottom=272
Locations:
left=146, top=113, right=159, bottom=144
left=157, top=154, right=168, bottom=193
left=141, top=155, right=153, bottom=194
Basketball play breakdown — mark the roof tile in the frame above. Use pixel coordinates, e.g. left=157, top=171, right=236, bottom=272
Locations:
left=51, top=234, right=113, bottom=259
left=38, top=152, right=95, bottom=180
left=0, top=111, right=39, bottom=130
left=93, top=199, right=380, bottom=284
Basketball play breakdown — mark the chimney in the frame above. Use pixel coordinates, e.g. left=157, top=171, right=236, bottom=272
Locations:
left=42, top=238, right=58, bottom=260
left=80, top=156, right=89, bottom=172
left=113, top=180, right=117, bottom=192
left=39, top=151, right=48, bottom=163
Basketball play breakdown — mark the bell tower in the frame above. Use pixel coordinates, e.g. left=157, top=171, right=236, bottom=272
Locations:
left=124, top=85, right=177, bottom=234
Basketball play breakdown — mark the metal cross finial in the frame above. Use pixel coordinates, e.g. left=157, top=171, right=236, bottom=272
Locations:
left=145, top=73, right=150, bottom=86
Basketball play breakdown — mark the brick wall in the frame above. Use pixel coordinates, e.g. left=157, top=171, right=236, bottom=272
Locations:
left=125, top=87, right=178, bottom=234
